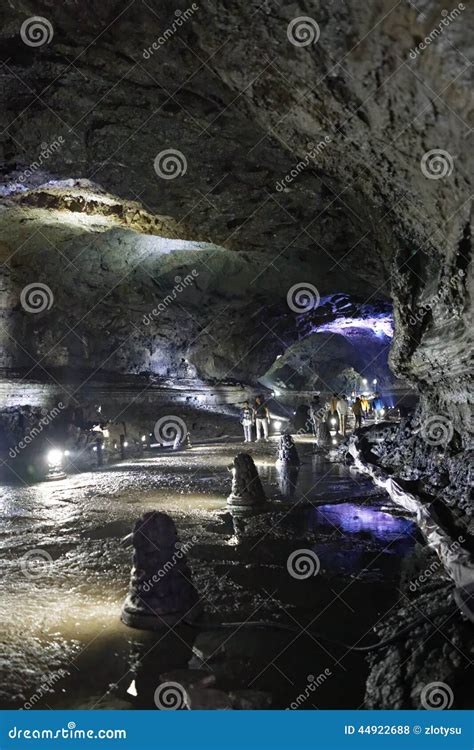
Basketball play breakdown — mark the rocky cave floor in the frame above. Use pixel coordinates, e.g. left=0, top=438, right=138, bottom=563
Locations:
left=1, top=431, right=472, bottom=710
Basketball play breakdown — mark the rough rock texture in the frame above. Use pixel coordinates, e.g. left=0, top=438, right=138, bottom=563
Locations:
left=0, top=0, right=471, bottom=398
left=365, top=545, right=473, bottom=709
left=227, top=453, right=267, bottom=508
left=121, top=511, right=202, bottom=629
left=0, top=7, right=471, bottom=503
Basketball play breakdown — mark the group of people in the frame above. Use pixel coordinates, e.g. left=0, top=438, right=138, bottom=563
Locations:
left=240, top=396, right=271, bottom=442
left=310, top=391, right=386, bottom=436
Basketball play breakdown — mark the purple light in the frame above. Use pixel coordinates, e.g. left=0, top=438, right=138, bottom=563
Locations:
left=315, top=315, right=393, bottom=339
left=311, top=502, right=412, bottom=540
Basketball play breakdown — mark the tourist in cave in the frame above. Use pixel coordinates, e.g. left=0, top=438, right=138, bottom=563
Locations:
left=372, top=392, right=385, bottom=423
left=309, top=394, right=321, bottom=435
left=329, top=393, right=340, bottom=431
left=336, top=394, right=349, bottom=436
left=360, top=394, right=370, bottom=420
left=352, top=397, right=363, bottom=430
left=253, top=396, right=270, bottom=441
left=240, top=400, right=254, bottom=443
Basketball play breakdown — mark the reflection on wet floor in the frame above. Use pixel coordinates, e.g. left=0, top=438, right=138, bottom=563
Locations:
left=0, top=438, right=418, bottom=709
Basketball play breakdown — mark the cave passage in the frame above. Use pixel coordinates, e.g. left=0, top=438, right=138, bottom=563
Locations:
left=0, top=0, right=472, bottom=716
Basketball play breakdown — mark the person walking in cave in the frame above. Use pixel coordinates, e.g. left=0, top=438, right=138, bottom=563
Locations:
left=309, top=394, right=321, bottom=436
left=336, top=394, right=349, bottom=436
left=372, top=392, right=385, bottom=423
left=329, top=393, right=339, bottom=431
left=253, top=395, right=270, bottom=442
left=240, top=400, right=254, bottom=443
left=360, top=394, right=370, bottom=421
left=352, top=397, right=363, bottom=430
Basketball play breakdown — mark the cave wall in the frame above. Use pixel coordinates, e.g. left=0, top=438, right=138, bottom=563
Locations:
left=0, top=0, right=471, bottom=442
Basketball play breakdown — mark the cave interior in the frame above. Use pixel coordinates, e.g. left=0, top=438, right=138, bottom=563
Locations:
left=0, top=0, right=472, bottom=713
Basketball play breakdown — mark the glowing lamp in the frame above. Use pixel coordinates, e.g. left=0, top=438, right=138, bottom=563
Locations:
left=47, top=449, right=63, bottom=465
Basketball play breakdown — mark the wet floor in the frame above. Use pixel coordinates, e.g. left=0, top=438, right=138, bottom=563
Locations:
left=0, top=437, right=418, bottom=710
